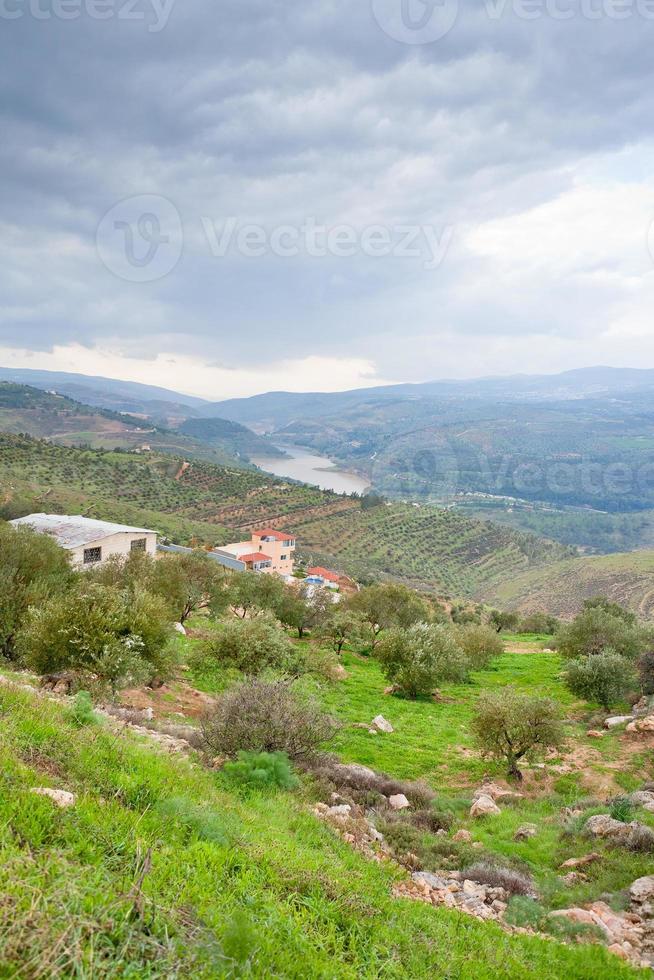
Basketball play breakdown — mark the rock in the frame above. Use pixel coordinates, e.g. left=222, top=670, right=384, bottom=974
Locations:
left=513, top=823, right=538, bottom=841
left=388, top=793, right=410, bottom=811
left=452, top=829, right=473, bottom=843
left=313, top=802, right=329, bottom=815
left=412, top=871, right=449, bottom=889
left=330, top=664, right=348, bottom=681
left=550, top=907, right=598, bottom=928
left=462, top=879, right=488, bottom=900
left=607, top=944, right=630, bottom=961
left=630, top=791, right=654, bottom=812
left=559, top=872, right=588, bottom=885
left=626, top=715, right=654, bottom=734
left=30, top=787, right=75, bottom=808
left=586, top=730, right=604, bottom=739
left=470, top=794, right=501, bottom=817
left=604, top=715, right=633, bottom=729
left=371, top=714, right=394, bottom=734
left=383, top=685, right=399, bottom=695
left=585, top=814, right=633, bottom=841
left=173, top=622, right=187, bottom=635
left=142, top=706, right=154, bottom=722
left=630, top=876, right=654, bottom=904
left=560, top=852, right=601, bottom=869
left=473, top=782, right=522, bottom=802
left=326, top=804, right=352, bottom=819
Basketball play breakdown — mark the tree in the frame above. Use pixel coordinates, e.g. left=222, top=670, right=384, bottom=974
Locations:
left=276, top=583, right=332, bottom=639
left=564, top=650, right=637, bottom=710
left=376, top=623, right=469, bottom=699
left=202, top=613, right=303, bottom=675
left=314, top=609, right=368, bottom=656
left=638, top=649, right=654, bottom=696
left=488, top=609, right=520, bottom=634
left=225, top=572, right=285, bottom=619
left=471, top=689, right=564, bottom=781
left=518, top=612, right=560, bottom=634
left=583, top=596, right=636, bottom=626
left=0, top=522, right=72, bottom=659
left=455, top=624, right=504, bottom=670
left=17, top=581, right=173, bottom=693
left=556, top=606, right=646, bottom=661
left=346, top=582, right=432, bottom=651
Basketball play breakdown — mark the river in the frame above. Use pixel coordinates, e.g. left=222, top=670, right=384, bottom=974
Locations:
left=251, top=444, right=371, bottom=496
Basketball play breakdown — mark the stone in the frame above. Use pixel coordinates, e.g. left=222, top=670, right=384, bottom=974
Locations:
left=586, top=730, right=604, bottom=739
left=559, top=872, right=588, bottom=885
left=326, top=804, right=352, bottom=819
left=30, top=787, right=75, bottom=808
left=330, top=664, right=348, bottom=680
left=630, top=791, right=654, bottom=811
left=550, top=907, right=597, bottom=927
left=470, top=794, right=501, bottom=817
left=630, top=876, right=654, bottom=904
left=462, top=879, right=487, bottom=900
left=142, top=706, right=154, bottom=722
left=332, top=762, right=378, bottom=782
left=627, top=715, right=654, bottom=734
left=371, top=714, right=394, bottom=734
left=607, top=944, right=630, bottom=961
left=559, top=852, right=601, bottom=869
left=452, top=829, right=472, bottom=843
left=389, top=793, right=410, bottom=811
left=173, top=622, right=187, bottom=635
left=513, top=823, right=538, bottom=841
left=412, top=871, right=449, bottom=890
left=585, top=814, right=633, bottom=841
left=604, top=715, right=633, bottom=729
left=473, top=782, right=522, bottom=802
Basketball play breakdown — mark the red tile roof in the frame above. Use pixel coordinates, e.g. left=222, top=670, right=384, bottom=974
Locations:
left=252, top=528, right=295, bottom=541
left=308, top=566, right=340, bottom=582
left=240, top=552, right=273, bottom=563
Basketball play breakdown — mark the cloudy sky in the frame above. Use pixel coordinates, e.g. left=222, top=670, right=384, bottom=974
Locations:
left=1, top=0, right=654, bottom=398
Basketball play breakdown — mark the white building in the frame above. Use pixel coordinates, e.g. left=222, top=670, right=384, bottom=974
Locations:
left=10, top=514, right=157, bottom=568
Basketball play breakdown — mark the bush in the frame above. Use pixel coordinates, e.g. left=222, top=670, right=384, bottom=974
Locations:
left=223, top=750, right=299, bottom=791
left=471, top=689, right=565, bottom=780
left=202, top=614, right=304, bottom=676
left=200, top=678, right=338, bottom=760
left=17, top=582, right=173, bottom=693
left=154, top=797, right=228, bottom=844
left=518, top=612, right=560, bottom=634
left=376, top=623, right=469, bottom=698
left=346, top=583, right=433, bottom=650
left=556, top=607, right=646, bottom=661
left=564, top=650, right=637, bottom=709
left=626, top=825, right=654, bottom=853
left=638, top=649, right=654, bottom=696
left=609, top=795, right=634, bottom=823
left=462, top=861, right=535, bottom=896
left=66, top=691, right=99, bottom=728
left=455, top=624, right=504, bottom=670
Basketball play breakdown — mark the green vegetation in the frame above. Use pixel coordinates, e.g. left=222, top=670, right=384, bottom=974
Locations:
left=564, top=650, right=638, bottom=710
left=376, top=623, right=470, bottom=698
left=471, top=690, right=565, bottom=780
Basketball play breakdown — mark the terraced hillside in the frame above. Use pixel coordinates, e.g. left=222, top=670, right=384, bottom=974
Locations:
left=0, top=434, right=572, bottom=596
left=283, top=502, right=571, bottom=597
left=485, top=550, right=654, bottom=618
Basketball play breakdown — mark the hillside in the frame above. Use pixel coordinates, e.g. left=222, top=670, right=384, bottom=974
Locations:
left=0, top=383, right=275, bottom=467
left=485, top=550, right=654, bottom=618
left=0, top=434, right=571, bottom=597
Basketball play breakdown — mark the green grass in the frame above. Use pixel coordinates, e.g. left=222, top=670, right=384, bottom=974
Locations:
left=0, top=683, right=641, bottom=978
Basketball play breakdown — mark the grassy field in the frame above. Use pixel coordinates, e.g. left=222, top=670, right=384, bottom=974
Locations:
left=486, top=551, right=654, bottom=618
left=0, top=678, right=642, bottom=978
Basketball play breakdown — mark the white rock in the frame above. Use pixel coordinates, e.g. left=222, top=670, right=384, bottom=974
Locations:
left=142, top=707, right=154, bottom=722
left=585, top=814, right=632, bottom=840
left=30, top=787, right=76, bottom=808
left=470, top=794, right=501, bottom=817
left=326, top=804, right=352, bottom=819
left=630, top=876, right=654, bottom=904
left=371, top=714, right=394, bottom=734
left=452, top=829, right=473, bottom=843
left=604, top=715, right=633, bottom=729
left=173, top=622, right=187, bottom=635
left=388, top=793, right=410, bottom=811
left=514, top=823, right=538, bottom=841
left=630, top=791, right=654, bottom=812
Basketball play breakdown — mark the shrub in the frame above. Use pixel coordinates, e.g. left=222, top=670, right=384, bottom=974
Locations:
left=17, top=582, right=173, bottom=693
left=471, top=689, right=565, bottom=780
left=609, top=795, right=634, bottom=823
left=455, top=624, right=504, bottom=670
left=314, top=610, right=368, bottom=656
left=638, top=649, right=654, bottom=696
left=223, top=750, right=299, bottom=791
left=505, top=896, right=546, bottom=929
left=556, top=607, right=646, bottom=661
left=376, top=623, right=469, bottom=698
left=564, top=650, right=637, bottom=709
left=66, top=691, right=99, bottom=728
left=406, top=808, right=454, bottom=833
left=626, top=825, right=654, bottom=853
left=202, top=614, right=304, bottom=676
left=462, top=861, right=535, bottom=896
left=346, top=583, right=433, bottom=650
left=200, top=678, right=338, bottom=760
left=154, top=797, right=228, bottom=844
left=518, top=612, right=560, bottom=634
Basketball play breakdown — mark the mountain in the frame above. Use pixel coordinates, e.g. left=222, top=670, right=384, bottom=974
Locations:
left=177, top=417, right=284, bottom=459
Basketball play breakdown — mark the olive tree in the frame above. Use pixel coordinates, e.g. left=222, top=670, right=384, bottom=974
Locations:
left=346, top=582, right=432, bottom=651
left=376, top=623, right=469, bottom=699
left=314, top=609, right=368, bottom=656
left=564, top=650, right=637, bottom=710
left=202, top=614, right=304, bottom=676
left=556, top=606, right=646, bottom=661
left=455, top=624, right=504, bottom=670
left=471, top=689, right=565, bottom=780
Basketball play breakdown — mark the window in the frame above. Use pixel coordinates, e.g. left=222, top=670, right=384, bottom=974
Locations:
left=283, top=539, right=293, bottom=547
left=280, top=554, right=287, bottom=561
left=83, top=546, right=102, bottom=565
left=130, top=538, right=147, bottom=552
